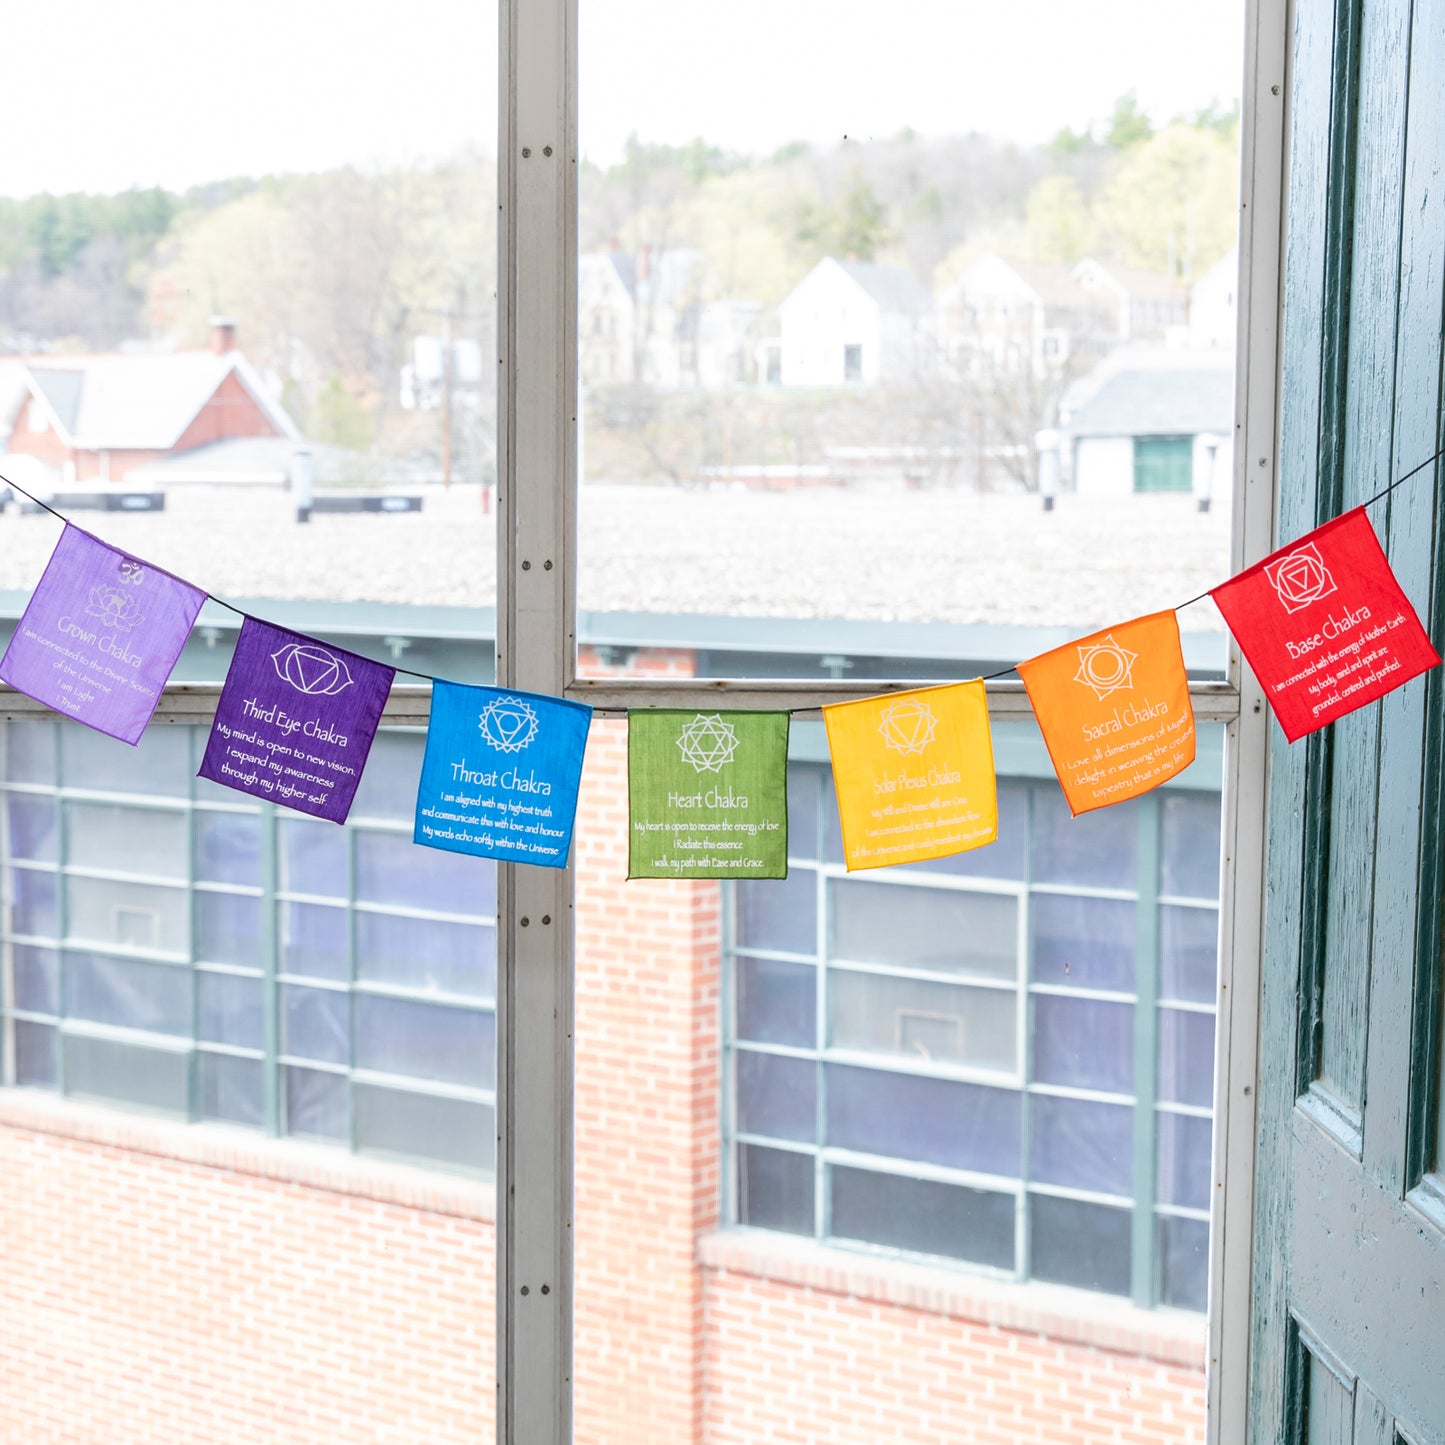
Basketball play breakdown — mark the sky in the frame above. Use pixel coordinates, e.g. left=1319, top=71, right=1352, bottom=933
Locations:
left=0, top=0, right=1243, bottom=197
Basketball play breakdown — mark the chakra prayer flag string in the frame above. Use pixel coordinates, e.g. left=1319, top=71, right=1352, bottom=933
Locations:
left=1210, top=508, right=1440, bottom=742
left=822, top=681, right=997, bottom=871
left=0, top=526, right=205, bottom=745
left=627, top=710, right=790, bottom=879
left=1018, top=611, right=1196, bottom=815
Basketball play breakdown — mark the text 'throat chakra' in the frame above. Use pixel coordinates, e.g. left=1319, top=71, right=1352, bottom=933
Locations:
left=271, top=643, right=354, bottom=696
left=676, top=714, right=740, bottom=773
left=1074, top=636, right=1139, bottom=701
left=478, top=697, right=539, bottom=753
left=877, top=696, right=938, bottom=755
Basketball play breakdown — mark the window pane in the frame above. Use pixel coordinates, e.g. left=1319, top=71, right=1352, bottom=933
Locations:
left=895, top=782, right=1030, bottom=881
left=735, top=870, right=817, bottom=955
left=737, top=1143, right=814, bottom=1235
left=66, top=876, right=187, bottom=953
left=355, top=831, right=496, bottom=918
left=735, top=955, right=816, bottom=1047
left=1031, top=894, right=1136, bottom=991
left=1029, top=1094, right=1132, bottom=1196
left=198, top=1052, right=264, bottom=1128
left=3, top=720, right=56, bottom=782
left=281, top=983, right=350, bottom=1065
left=1157, top=1110, right=1212, bottom=1211
left=1161, top=905, right=1219, bottom=1004
left=1162, top=792, right=1223, bottom=899
left=830, top=879, right=1016, bottom=979
left=786, top=764, right=822, bottom=862
left=196, top=890, right=263, bottom=968
left=829, top=969, right=1015, bottom=1073
left=195, top=810, right=263, bottom=887
left=827, top=1064, right=1021, bottom=1177
left=59, top=724, right=190, bottom=797
left=355, top=995, right=494, bottom=1088
left=63, top=1034, right=188, bottom=1115
left=279, top=901, right=350, bottom=981
left=355, top=911, right=496, bottom=998
left=831, top=1165, right=1014, bottom=1269
left=1032, top=789, right=1140, bottom=890
left=65, top=802, right=187, bottom=878
left=1158, top=1214, right=1210, bottom=1311
left=9, top=867, right=58, bottom=937
left=1159, top=1007, right=1215, bottom=1107
left=355, top=1085, right=495, bottom=1174
left=279, top=817, right=349, bottom=899
left=1030, top=1195, right=1131, bottom=1296
left=284, top=1065, right=349, bottom=1143
left=1033, top=995, right=1133, bottom=1093
left=13, top=944, right=59, bottom=1014
left=15, top=1019, right=57, bottom=1087
left=65, top=952, right=191, bottom=1036
left=197, top=971, right=264, bottom=1050
left=348, top=731, right=425, bottom=823
left=735, top=1049, right=815, bottom=1143
left=5, top=793, right=56, bottom=861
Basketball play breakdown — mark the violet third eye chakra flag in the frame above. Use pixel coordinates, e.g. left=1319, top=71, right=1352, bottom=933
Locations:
left=0, top=526, right=205, bottom=745
left=198, top=617, right=395, bottom=823
left=414, top=680, right=592, bottom=867
left=1017, top=610, right=1196, bottom=816
left=627, top=710, right=790, bottom=879
left=822, top=680, right=997, bottom=872
left=1210, top=507, right=1441, bottom=742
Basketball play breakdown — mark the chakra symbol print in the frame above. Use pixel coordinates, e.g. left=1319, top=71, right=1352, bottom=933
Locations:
left=1266, top=542, right=1337, bottom=614
left=271, top=643, right=355, bottom=696
left=85, top=585, right=144, bottom=632
left=877, top=697, right=938, bottom=756
left=479, top=697, right=540, bottom=753
left=676, top=714, right=740, bottom=773
left=117, top=560, right=145, bottom=586
left=1073, top=635, right=1139, bottom=701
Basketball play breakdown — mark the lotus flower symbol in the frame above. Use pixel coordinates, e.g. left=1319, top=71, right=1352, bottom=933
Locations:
left=1265, top=542, right=1337, bottom=614
left=85, top=584, right=144, bottom=632
left=877, top=697, right=937, bottom=756
left=1073, top=635, right=1138, bottom=701
left=271, top=643, right=354, bottom=696
left=479, top=697, right=539, bottom=753
left=676, top=714, right=739, bottom=773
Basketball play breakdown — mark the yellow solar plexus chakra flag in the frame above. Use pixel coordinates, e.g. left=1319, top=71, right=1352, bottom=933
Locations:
left=1016, top=610, right=1196, bottom=817
left=822, top=680, right=998, bottom=872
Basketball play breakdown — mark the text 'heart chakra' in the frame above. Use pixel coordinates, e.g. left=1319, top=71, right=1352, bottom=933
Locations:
left=479, top=697, right=539, bottom=753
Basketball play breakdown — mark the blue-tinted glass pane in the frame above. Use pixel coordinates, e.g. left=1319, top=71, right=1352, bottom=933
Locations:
left=285, top=1065, right=348, bottom=1142
left=198, top=1052, right=264, bottom=1128
left=348, top=730, right=424, bottom=823
left=1159, top=1007, right=1215, bottom=1107
left=735, top=870, right=816, bottom=955
left=1031, top=1194, right=1131, bottom=1296
left=13, top=944, right=59, bottom=1013
left=1158, top=1110, right=1212, bottom=1211
left=830, top=879, right=1016, bottom=979
left=829, top=970, right=1015, bottom=1073
left=279, top=818, right=348, bottom=899
left=279, top=901, right=350, bottom=980
left=1033, top=788, right=1140, bottom=890
left=1162, top=792, right=1223, bottom=899
left=897, top=782, right=1029, bottom=881
left=65, top=952, right=191, bottom=1036
left=1158, top=1214, right=1209, bottom=1311
left=63, top=1034, right=187, bottom=1114
left=66, top=876, right=186, bottom=953
left=827, top=1064, right=1021, bottom=1177
left=737, top=1143, right=814, bottom=1235
left=355, top=911, right=495, bottom=998
left=786, top=763, right=821, bottom=862
left=3, top=720, right=56, bottom=782
left=6, top=793, right=56, bottom=860
left=735, top=1050, right=815, bottom=1143
left=198, top=971, right=264, bottom=1050
left=195, top=810, right=263, bottom=887
left=832, top=1166, right=1014, bottom=1269
left=15, top=1019, right=57, bottom=1086
left=60, top=724, right=189, bottom=797
left=1161, top=906, right=1219, bottom=1004
left=65, top=802, right=186, bottom=878
left=355, top=995, right=494, bottom=1087
left=355, top=831, right=496, bottom=918
left=1033, top=995, right=1134, bottom=1093
left=1031, top=894, right=1136, bottom=991
left=9, top=867, right=57, bottom=937
left=1030, top=1094, right=1132, bottom=1195
left=355, top=1086, right=494, bottom=1174
left=735, top=955, right=815, bottom=1047
left=196, top=890, right=263, bottom=968
left=281, top=983, right=350, bottom=1065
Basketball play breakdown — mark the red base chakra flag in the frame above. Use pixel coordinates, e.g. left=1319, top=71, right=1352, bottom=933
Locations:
left=823, top=681, right=997, bottom=872
left=1211, top=507, right=1440, bottom=742
left=1018, top=611, right=1196, bottom=816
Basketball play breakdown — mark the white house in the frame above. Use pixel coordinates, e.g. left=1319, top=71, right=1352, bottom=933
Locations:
left=1188, top=245, right=1240, bottom=350
left=778, top=258, right=935, bottom=387
left=1071, top=258, right=1190, bottom=345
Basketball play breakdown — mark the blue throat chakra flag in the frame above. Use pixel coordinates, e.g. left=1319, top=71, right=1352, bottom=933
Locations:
left=414, top=680, right=593, bottom=868
left=0, top=525, right=205, bottom=745
left=198, top=617, right=395, bottom=823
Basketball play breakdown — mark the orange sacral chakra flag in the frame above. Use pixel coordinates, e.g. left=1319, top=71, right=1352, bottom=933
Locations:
left=1017, top=610, right=1196, bottom=816
left=822, top=680, right=997, bottom=872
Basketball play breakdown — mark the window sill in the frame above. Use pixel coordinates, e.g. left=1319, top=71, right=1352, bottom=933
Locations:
left=0, top=1088, right=495, bottom=1223
left=696, top=1227, right=1205, bottom=1369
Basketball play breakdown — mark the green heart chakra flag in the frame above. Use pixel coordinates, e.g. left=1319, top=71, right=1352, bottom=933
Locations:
left=628, top=710, right=790, bottom=879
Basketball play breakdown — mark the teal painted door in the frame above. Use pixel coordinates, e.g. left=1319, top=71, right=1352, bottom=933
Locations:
left=1132, top=435, right=1193, bottom=493
left=1251, top=2, right=1445, bottom=1442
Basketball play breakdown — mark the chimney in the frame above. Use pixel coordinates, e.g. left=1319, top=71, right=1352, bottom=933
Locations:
left=210, top=315, right=238, bottom=355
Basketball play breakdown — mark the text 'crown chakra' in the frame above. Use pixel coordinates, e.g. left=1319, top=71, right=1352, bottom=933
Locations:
left=676, top=714, right=740, bottom=773
left=1266, top=542, right=1337, bottom=614
left=86, top=584, right=143, bottom=633
left=877, top=696, right=937, bottom=755
left=272, top=643, right=354, bottom=696
left=1073, top=635, right=1138, bottom=702
left=479, top=696, right=539, bottom=753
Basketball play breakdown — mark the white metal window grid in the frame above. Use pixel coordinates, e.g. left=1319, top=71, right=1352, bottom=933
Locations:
left=0, top=0, right=1286, bottom=1438
left=722, top=765, right=1218, bottom=1308
left=0, top=720, right=497, bottom=1163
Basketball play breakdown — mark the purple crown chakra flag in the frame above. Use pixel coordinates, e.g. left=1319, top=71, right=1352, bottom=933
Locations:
left=0, top=525, right=205, bottom=744
left=198, top=617, right=395, bottom=823
left=414, top=681, right=592, bottom=867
